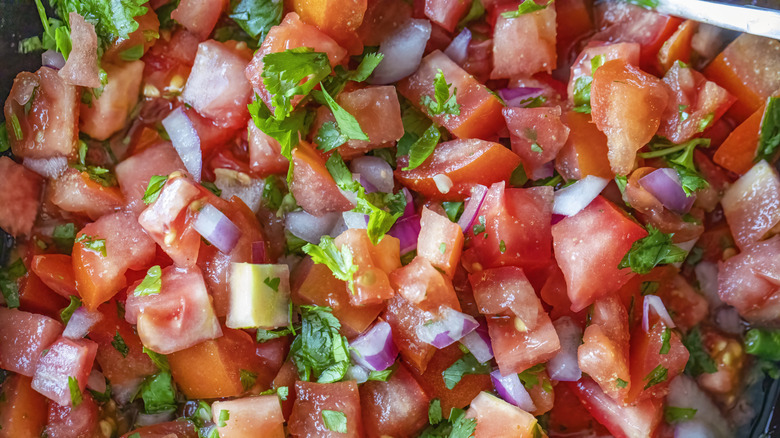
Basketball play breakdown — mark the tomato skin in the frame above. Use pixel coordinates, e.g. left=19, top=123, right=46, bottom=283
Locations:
left=291, top=0, right=367, bottom=54
left=655, top=274, right=708, bottom=332
left=657, top=20, right=697, bottom=73
left=417, top=206, right=464, bottom=278
left=213, top=395, right=286, bottom=438
left=712, top=104, right=764, bottom=175
left=491, top=2, right=557, bottom=79
left=503, top=106, right=570, bottom=175
left=47, top=168, right=125, bottom=221
left=0, top=374, right=48, bottom=438
left=115, top=141, right=188, bottom=214
left=80, top=60, right=145, bottom=141
left=31, top=336, right=98, bottom=407
left=359, top=362, right=430, bottom=438
left=718, top=235, right=780, bottom=323
left=290, top=142, right=354, bottom=216
left=289, top=380, right=364, bottom=438
left=44, top=392, right=99, bottom=438
left=395, top=139, right=521, bottom=201
left=383, top=293, right=437, bottom=374
left=389, top=255, right=460, bottom=313
left=0, top=307, right=63, bottom=377
left=170, top=0, right=227, bottom=39
left=119, top=421, right=198, bottom=438
left=721, top=161, right=780, bottom=251
left=552, top=196, right=647, bottom=312
left=0, top=157, right=43, bottom=237
left=555, top=110, right=614, bottom=180
left=487, top=308, right=560, bottom=375
left=625, top=318, right=688, bottom=404
left=555, top=0, right=595, bottom=63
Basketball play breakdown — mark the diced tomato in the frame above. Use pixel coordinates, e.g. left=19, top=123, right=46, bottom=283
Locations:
left=31, top=336, right=97, bottom=406
left=290, top=142, right=354, bottom=216
left=655, top=274, right=708, bottom=332
left=398, top=50, right=506, bottom=140
left=181, top=40, right=253, bottom=129
left=461, top=38, right=493, bottom=84
left=395, top=139, right=521, bottom=201
left=625, top=316, right=688, bottom=403
left=0, top=374, right=47, bottom=438
left=657, top=20, right=697, bottom=73
left=548, top=381, right=610, bottom=436
left=356, top=0, right=413, bottom=46
left=333, top=228, right=395, bottom=306
left=291, top=0, right=367, bottom=54
left=721, top=160, right=780, bottom=251
left=503, top=106, right=570, bottom=175
left=424, top=0, right=470, bottom=32
left=246, top=12, right=347, bottom=113
left=254, top=337, right=291, bottom=390
left=115, top=141, right=188, bottom=214
left=289, top=380, right=364, bottom=438
left=0, top=307, right=63, bottom=376
left=273, top=361, right=299, bottom=420
left=555, top=0, right=594, bottom=61
left=291, top=257, right=384, bottom=336
left=416, top=207, right=464, bottom=278
left=487, top=307, right=559, bottom=375
left=718, top=235, right=780, bottom=323
left=578, top=294, right=631, bottom=402
left=213, top=395, right=285, bottom=438
left=141, top=29, right=200, bottom=97
left=125, top=265, right=222, bottom=354
left=590, top=59, right=670, bottom=175
left=0, top=157, right=42, bottom=236
left=383, top=293, right=437, bottom=374
left=74, top=211, right=156, bottom=310
left=18, top=271, right=70, bottom=320
left=4, top=67, right=78, bottom=160
left=120, top=421, right=198, bottom=438
left=470, top=267, right=540, bottom=328
left=491, top=2, right=557, bottom=78
left=555, top=110, right=614, bottom=180
left=692, top=150, right=731, bottom=213
left=102, top=8, right=160, bottom=64
left=30, top=255, right=76, bottom=298
left=359, top=362, right=430, bottom=438
left=461, top=182, right=553, bottom=273
left=712, top=103, right=764, bottom=175
left=389, top=255, right=460, bottom=313
left=248, top=120, right=289, bottom=177
left=567, top=41, right=641, bottom=99
left=703, top=33, right=780, bottom=122
left=466, top=391, right=541, bottom=438
left=44, top=392, right=99, bottom=438
left=552, top=196, right=647, bottom=312
left=47, top=168, right=124, bottom=221
left=539, top=264, right=580, bottom=322
left=566, top=377, right=663, bottom=438
left=170, top=0, right=226, bottom=39
left=80, top=60, right=145, bottom=140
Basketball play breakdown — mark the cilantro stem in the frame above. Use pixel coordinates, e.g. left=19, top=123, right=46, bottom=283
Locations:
left=638, top=143, right=690, bottom=159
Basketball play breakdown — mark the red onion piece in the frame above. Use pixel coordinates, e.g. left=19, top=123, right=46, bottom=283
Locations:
left=551, top=214, right=565, bottom=225
left=639, top=167, right=695, bottom=214
left=498, top=87, right=545, bottom=108
left=459, top=322, right=493, bottom=363
left=642, top=295, right=676, bottom=332
left=86, top=369, right=107, bottom=393
left=416, top=307, right=479, bottom=349
left=351, top=156, right=395, bottom=193
left=371, top=19, right=432, bottom=85
left=402, top=188, right=415, bottom=217
left=457, top=184, right=488, bottom=233
left=552, top=175, right=609, bottom=216
left=349, top=321, right=399, bottom=371
left=548, top=317, right=583, bottom=382
left=63, top=307, right=103, bottom=339
left=42, top=50, right=66, bottom=70
left=355, top=173, right=379, bottom=193
left=162, top=107, right=202, bottom=182
left=444, top=28, right=472, bottom=65
left=285, top=211, right=340, bottom=244
left=673, top=238, right=699, bottom=268
left=387, top=214, right=421, bottom=254
left=251, top=241, right=267, bottom=264
left=193, top=203, right=242, bottom=254
left=490, top=369, right=536, bottom=412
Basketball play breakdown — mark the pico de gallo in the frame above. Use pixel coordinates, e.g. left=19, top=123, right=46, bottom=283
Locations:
left=1, top=0, right=779, bottom=436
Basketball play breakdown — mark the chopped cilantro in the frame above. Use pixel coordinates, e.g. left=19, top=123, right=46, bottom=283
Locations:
left=402, top=124, right=441, bottom=171
left=518, top=363, right=547, bottom=390
left=314, top=121, right=347, bottom=152
left=227, top=0, right=283, bottom=40
left=442, top=201, right=464, bottom=222
left=682, top=326, right=717, bottom=377
left=664, top=406, right=697, bottom=423
left=640, top=137, right=711, bottom=196
left=68, top=376, right=83, bottom=407
left=510, top=163, right=529, bottom=186
left=314, top=86, right=369, bottom=150
left=325, top=151, right=360, bottom=191
left=302, top=238, right=355, bottom=293
left=0, top=259, right=26, bottom=308
left=439, top=242, right=447, bottom=254
left=75, top=234, right=107, bottom=256
left=397, top=98, right=434, bottom=157
left=52, top=223, right=77, bottom=253
left=256, top=326, right=294, bottom=343
left=218, top=409, right=230, bottom=427
left=264, top=276, right=281, bottom=292
left=0, top=124, right=9, bottom=153
left=143, top=175, right=169, bottom=204
left=623, top=0, right=659, bottom=8
left=429, top=399, right=443, bottom=425
left=499, top=240, right=506, bottom=254
left=421, top=70, right=461, bottom=117
left=262, top=175, right=286, bottom=210
left=660, top=327, right=672, bottom=355
left=289, top=306, right=351, bottom=383
left=137, top=371, right=176, bottom=413
left=143, top=347, right=170, bottom=372
left=248, top=97, right=313, bottom=182
left=501, top=0, right=552, bottom=18
left=641, top=281, right=660, bottom=295
left=201, top=180, right=221, bottom=197
left=367, top=367, right=394, bottom=382
left=10, top=115, right=23, bottom=141
left=442, top=352, right=491, bottom=390
left=756, top=96, right=780, bottom=163
left=133, top=265, right=162, bottom=297
left=60, top=295, right=82, bottom=325
left=354, top=189, right=404, bottom=244
left=119, top=44, right=144, bottom=61
left=643, top=364, right=668, bottom=389
left=419, top=406, right=477, bottom=438
left=457, top=0, right=485, bottom=28
left=261, top=48, right=332, bottom=119
left=111, top=331, right=129, bottom=358
left=259, top=385, right=289, bottom=400
left=322, top=410, right=348, bottom=433
left=472, top=215, right=486, bottom=235
left=616, top=378, right=628, bottom=388
left=618, top=226, right=686, bottom=274
left=697, top=113, right=714, bottom=132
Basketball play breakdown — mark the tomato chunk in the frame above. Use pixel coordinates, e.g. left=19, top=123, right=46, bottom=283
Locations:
left=491, top=3, right=557, bottom=78
left=18, top=272, right=70, bottom=320
left=567, top=41, right=641, bottom=99
left=470, top=267, right=540, bottom=328
left=31, top=336, right=97, bottom=406
left=625, top=316, right=688, bottom=403
left=48, top=168, right=124, bottom=221
left=31, top=254, right=77, bottom=298
left=0, top=374, right=47, bottom=438
left=721, top=161, right=780, bottom=251
left=424, top=0, right=470, bottom=32
left=712, top=104, right=764, bottom=175
left=0, top=307, right=63, bottom=376
left=333, top=228, right=395, bottom=306
left=120, top=421, right=198, bottom=438
left=44, top=392, right=99, bottom=438
left=291, top=0, right=367, bottom=54
left=466, top=392, right=541, bottom=438
left=504, top=106, right=570, bottom=175
left=390, top=255, right=461, bottom=313
left=115, top=141, right=188, bottom=214
left=487, top=309, right=560, bottom=375
left=417, top=206, right=464, bottom=278
left=718, top=235, right=780, bottom=323
left=555, top=110, right=613, bottom=180
left=0, top=157, right=42, bottom=236
left=248, top=120, right=289, bottom=177
left=79, top=61, right=144, bottom=140
left=359, top=362, right=430, bottom=438
left=289, top=380, right=364, bottom=437
left=213, top=395, right=286, bottom=438
left=170, top=0, right=226, bottom=39
left=290, top=142, right=354, bottom=216
left=383, top=293, right=437, bottom=374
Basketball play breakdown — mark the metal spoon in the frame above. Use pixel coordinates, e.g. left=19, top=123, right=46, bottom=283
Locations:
left=654, top=0, right=780, bottom=39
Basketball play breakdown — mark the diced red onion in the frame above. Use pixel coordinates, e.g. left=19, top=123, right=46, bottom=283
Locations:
left=63, top=307, right=103, bottom=339
left=417, top=307, right=479, bottom=349
left=642, top=295, right=676, bottom=332
left=459, top=322, right=493, bottom=363
left=23, top=156, right=68, bottom=179
left=351, top=156, right=395, bottom=193
left=552, top=175, right=609, bottom=216
left=42, top=50, right=66, bottom=70
left=342, top=211, right=369, bottom=230
left=193, top=203, right=242, bottom=254
left=285, top=210, right=340, bottom=244
left=402, top=188, right=415, bottom=217
left=86, top=369, right=106, bottom=393
left=349, top=321, right=398, bottom=371
left=673, top=237, right=699, bottom=268
left=355, top=173, right=379, bottom=193
left=490, top=369, right=536, bottom=412
left=387, top=214, right=421, bottom=254
left=345, top=363, right=370, bottom=384
left=639, top=167, right=695, bottom=214
left=162, top=107, right=202, bottom=182
left=457, top=184, right=488, bottom=233
left=551, top=214, right=565, bottom=225
left=548, top=317, right=583, bottom=382
left=136, top=411, right=176, bottom=427
left=498, top=87, right=545, bottom=108
left=371, top=19, right=432, bottom=85
left=251, top=241, right=267, bottom=264
left=673, top=421, right=713, bottom=438
left=531, top=162, right=554, bottom=180
left=444, top=28, right=472, bottom=65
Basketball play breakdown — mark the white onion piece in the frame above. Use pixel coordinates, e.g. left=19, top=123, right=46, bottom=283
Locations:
left=673, top=237, right=699, bottom=268
left=193, top=203, right=242, bottom=254
left=349, top=321, right=398, bottom=371
left=642, top=295, right=676, bottom=332
left=135, top=411, right=176, bottom=427
left=213, top=168, right=264, bottom=212
left=433, top=174, right=453, bottom=194
left=714, top=306, right=744, bottom=335
left=674, top=421, right=716, bottom=438
left=345, top=364, right=370, bottom=384
left=63, top=307, right=103, bottom=339
left=459, top=322, right=493, bottom=363
left=112, top=378, right=144, bottom=404
left=342, top=211, right=369, bottom=230
left=371, top=19, right=432, bottom=85
left=416, top=307, right=479, bottom=349
left=548, top=317, right=583, bottom=382
left=457, top=184, right=488, bottom=233
left=694, top=261, right=723, bottom=308
left=444, top=28, right=471, bottom=65
left=162, top=107, right=202, bottom=182
left=667, top=375, right=732, bottom=438
left=339, top=187, right=359, bottom=206
left=387, top=214, right=421, bottom=254
left=552, top=175, right=609, bottom=216
left=350, top=156, right=395, bottom=193
left=490, top=370, right=536, bottom=412
left=285, top=210, right=340, bottom=244
left=23, top=156, right=68, bottom=179
left=86, top=369, right=107, bottom=393
left=42, top=50, right=66, bottom=70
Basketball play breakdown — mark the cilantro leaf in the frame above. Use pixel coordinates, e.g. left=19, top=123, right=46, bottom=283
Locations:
left=322, top=410, right=348, bottom=433
left=682, top=326, right=718, bottom=377
left=68, top=376, right=83, bottom=407
left=0, top=122, right=9, bottom=153
left=249, top=97, right=313, bottom=159
left=659, top=326, right=671, bottom=354
left=138, top=371, right=176, bottom=414
left=289, top=305, right=351, bottom=383
left=421, top=69, right=461, bottom=117
left=429, top=399, right=443, bottom=425
left=442, top=352, right=491, bottom=390
left=643, top=364, right=668, bottom=389
left=238, top=369, right=258, bottom=391
left=55, top=0, right=149, bottom=45
left=262, top=175, right=286, bottom=210
left=316, top=86, right=369, bottom=146
left=112, top=331, right=129, bottom=358
left=261, top=48, right=332, bottom=119
left=143, top=175, right=168, bottom=204
left=419, top=406, right=477, bottom=438
left=227, top=0, right=283, bottom=39
left=302, top=237, right=358, bottom=293
left=217, top=409, right=230, bottom=427
left=256, top=327, right=294, bottom=342
left=325, top=151, right=361, bottom=192
left=457, top=0, right=485, bottom=28
left=397, top=98, right=434, bottom=157
left=757, top=96, right=780, bottom=163
left=143, top=347, right=170, bottom=372
left=442, top=202, right=464, bottom=222
left=354, top=190, right=403, bottom=245
left=367, top=367, right=394, bottom=381
left=133, top=265, right=162, bottom=296
left=60, top=295, right=82, bottom=325
left=259, top=385, right=289, bottom=400
left=350, top=52, right=385, bottom=82
left=319, top=52, right=385, bottom=98
left=618, top=226, right=687, bottom=274
left=664, top=406, right=697, bottom=423
left=623, top=0, right=659, bottom=8
left=73, top=142, right=118, bottom=188
left=616, top=378, right=628, bottom=388
left=402, top=124, right=441, bottom=171
left=0, top=259, right=26, bottom=309
left=517, top=363, right=547, bottom=389
left=314, top=121, right=348, bottom=152
left=500, top=0, right=553, bottom=18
